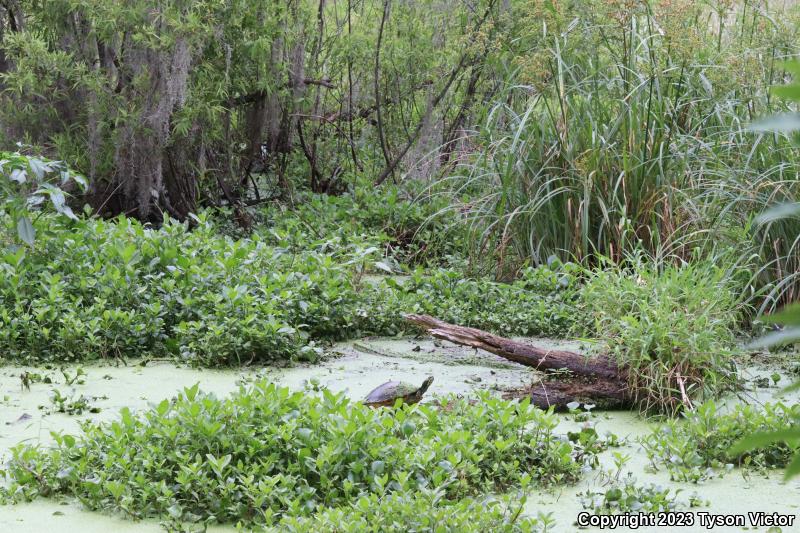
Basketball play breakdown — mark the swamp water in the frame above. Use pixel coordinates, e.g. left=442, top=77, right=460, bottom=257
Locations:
left=0, top=337, right=798, bottom=532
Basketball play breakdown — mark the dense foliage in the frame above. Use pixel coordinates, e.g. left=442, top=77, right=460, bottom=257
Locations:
left=580, top=478, right=681, bottom=515
left=434, top=0, right=800, bottom=302
left=1, top=0, right=800, bottom=529
left=3, top=0, right=798, bottom=305
left=577, top=257, right=744, bottom=414
left=272, top=491, right=546, bottom=532
left=0, top=150, right=86, bottom=245
left=641, top=401, right=800, bottom=483
left=0, top=0, right=498, bottom=219
left=0, top=201, right=577, bottom=365
left=0, top=384, right=589, bottom=529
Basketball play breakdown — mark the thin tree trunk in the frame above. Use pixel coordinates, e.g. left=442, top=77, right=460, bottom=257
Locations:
left=373, top=0, right=498, bottom=185
left=374, top=0, right=393, bottom=177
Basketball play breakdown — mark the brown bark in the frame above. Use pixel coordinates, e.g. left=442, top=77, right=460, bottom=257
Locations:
left=373, top=0, right=392, bottom=177
left=507, top=379, right=631, bottom=411
left=403, top=314, right=625, bottom=381
left=403, top=313, right=633, bottom=410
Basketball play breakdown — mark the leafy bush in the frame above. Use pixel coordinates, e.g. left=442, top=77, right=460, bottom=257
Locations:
left=0, top=214, right=343, bottom=365
left=0, top=150, right=87, bottom=245
left=360, top=263, right=581, bottom=338
left=640, top=401, right=800, bottom=483
left=273, top=490, right=547, bottom=532
left=0, top=383, right=589, bottom=529
left=577, top=257, right=743, bottom=414
left=257, top=186, right=469, bottom=268
left=0, top=208, right=575, bottom=365
left=580, top=476, right=680, bottom=515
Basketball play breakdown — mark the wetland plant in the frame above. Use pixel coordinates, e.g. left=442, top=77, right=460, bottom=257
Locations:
left=0, top=383, right=593, bottom=529
left=578, top=257, right=744, bottom=415
left=272, top=489, right=551, bottom=533
left=580, top=475, right=681, bottom=515
left=640, top=401, right=800, bottom=483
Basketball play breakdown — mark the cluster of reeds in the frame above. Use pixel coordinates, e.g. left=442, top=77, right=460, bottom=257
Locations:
left=432, top=0, right=800, bottom=308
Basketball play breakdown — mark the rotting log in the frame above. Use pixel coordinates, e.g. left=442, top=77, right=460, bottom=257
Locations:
left=510, top=379, right=631, bottom=411
left=403, top=313, right=633, bottom=410
left=403, top=314, right=625, bottom=380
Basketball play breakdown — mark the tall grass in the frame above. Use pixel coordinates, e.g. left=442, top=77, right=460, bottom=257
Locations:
left=432, top=0, right=800, bottom=305
left=578, top=255, right=743, bottom=415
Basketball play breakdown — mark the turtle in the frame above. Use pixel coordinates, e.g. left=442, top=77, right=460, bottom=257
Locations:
left=363, top=376, right=434, bottom=407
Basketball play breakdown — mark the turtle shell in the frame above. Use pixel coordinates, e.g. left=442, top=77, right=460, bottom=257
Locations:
left=364, top=377, right=433, bottom=407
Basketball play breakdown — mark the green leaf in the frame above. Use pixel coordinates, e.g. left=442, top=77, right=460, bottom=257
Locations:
left=27, top=158, right=46, bottom=180
left=755, top=203, right=800, bottom=225
left=729, top=428, right=800, bottom=455
left=167, top=503, right=183, bottom=519
left=70, top=173, right=88, bottom=191
left=9, top=168, right=26, bottom=183
left=48, top=188, right=66, bottom=211
left=371, top=460, right=385, bottom=475
left=17, top=216, right=35, bottom=245
left=783, top=451, right=800, bottom=481
left=777, top=60, right=800, bottom=78
left=761, top=304, right=800, bottom=326
left=374, top=261, right=394, bottom=274
left=771, top=85, right=800, bottom=102
left=156, top=399, right=170, bottom=416
left=746, top=328, right=800, bottom=349
left=60, top=205, right=77, bottom=220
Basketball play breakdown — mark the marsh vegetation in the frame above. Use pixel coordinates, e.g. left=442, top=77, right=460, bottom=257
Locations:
left=0, top=0, right=800, bottom=531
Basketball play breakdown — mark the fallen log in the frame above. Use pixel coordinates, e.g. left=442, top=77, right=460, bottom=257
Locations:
left=403, top=313, right=632, bottom=410
left=509, top=379, right=631, bottom=410
left=403, top=314, right=625, bottom=381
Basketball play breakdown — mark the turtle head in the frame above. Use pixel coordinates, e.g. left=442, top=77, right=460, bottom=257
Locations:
left=416, top=376, right=434, bottom=397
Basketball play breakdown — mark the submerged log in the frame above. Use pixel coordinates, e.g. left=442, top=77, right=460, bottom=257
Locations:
left=508, top=379, right=631, bottom=411
left=403, top=313, right=633, bottom=410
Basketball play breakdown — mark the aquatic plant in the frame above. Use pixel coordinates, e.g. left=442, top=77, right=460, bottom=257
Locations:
left=0, top=384, right=591, bottom=528
left=580, top=475, right=681, bottom=515
left=0, top=209, right=575, bottom=366
left=640, top=401, right=800, bottom=482
left=577, top=257, right=744, bottom=415
left=272, top=490, right=550, bottom=533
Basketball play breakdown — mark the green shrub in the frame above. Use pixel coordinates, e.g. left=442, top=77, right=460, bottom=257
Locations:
left=273, top=490, right=547, bottom=532
left=360, top=263, right=581, bottom=338
left=580, top=476, right=680, bottom=515
left=0, top=214, right=350, bottom=364
left=0, top=383, right=589, bottom=528
left=577, top=257, right=743, bottom=414
left=0, top=208, right=575, bottom=365
left=640, top=401, right=800, bottom=483
left=257, top=186, right=469, bottom=268
left=0, top=150, right=87, bottom=246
